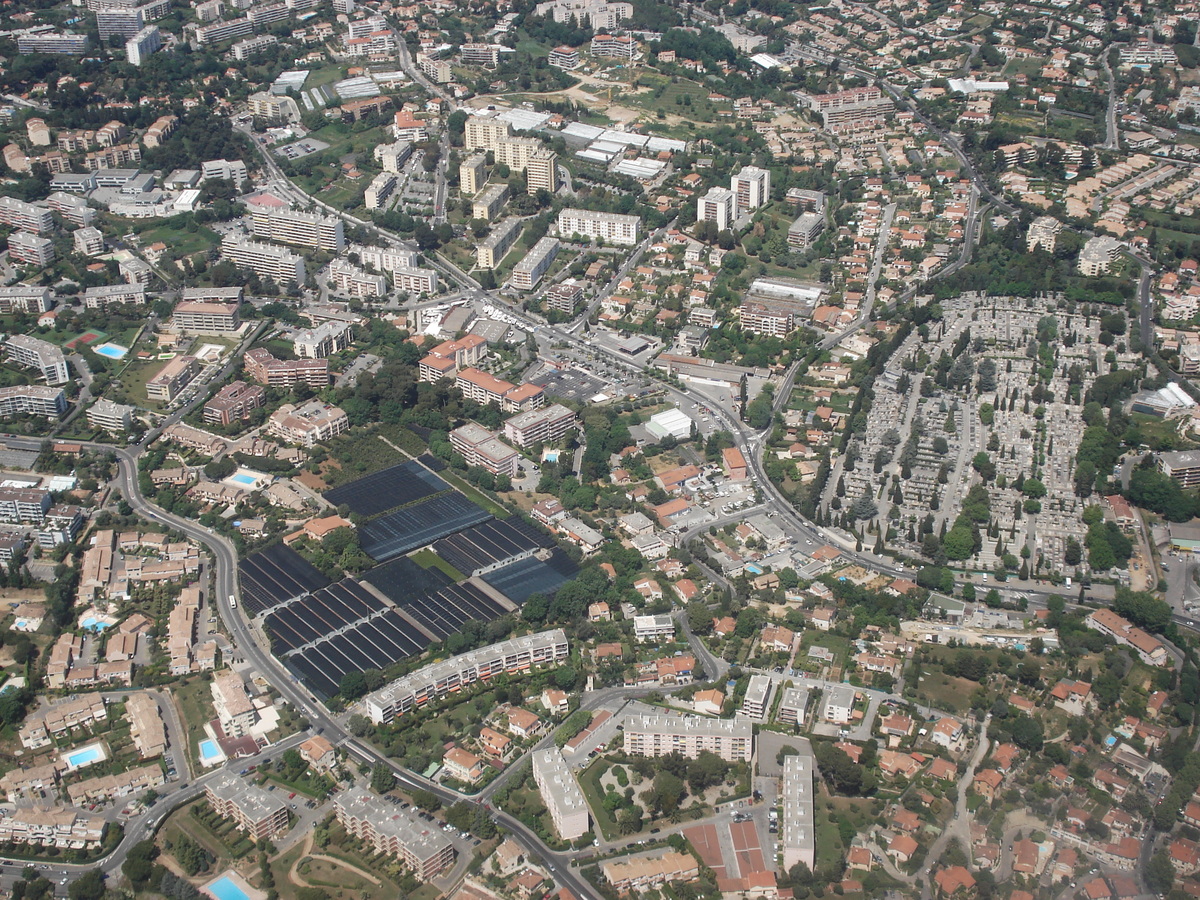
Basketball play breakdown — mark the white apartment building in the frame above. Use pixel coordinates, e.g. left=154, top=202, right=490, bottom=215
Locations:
left=329, top=259, right=387, bottom=298
left=375, top=141, right=413, bottom=174
left=1079, top=235, right=1122, bottom=277
left=8, top=232, right=56, bottom=267
left=0, top=197, right=54, bottom=235
left=212, top=670, right=257, bottom=737
left=230, top=33, right=277, bottom=59
left=0, top=386, right=66, bottom=418
left=247, top=91, right=302, bottom=124
left=633, top=614, right=675, bottom=643
left=460, top=155, right=487, bottom=195
left=73, top=226, right=105, bottom=256
left=5, top=335, right=70, bottom=385
left=392, top=266, right=438, bottom=294
left=0, top=286, right=53, bottom=314
left=125, top=24, right=161, bottom=65
left=87, top=399, right=136, bottom=432
left=477, top=218, right=522, bottom=269
left=787, top=212, right=824, bottom=249
left=557, top=208, right=641, bottom=246
left=364, top=172, right=397, bottom=210
left=822, top=685, right=855, bottom=724
left=293, top=320, right=353, bottom=358
left=146, top=355, right=199, bottom=402
left=740, top=673, right=774, bottom=720
left=503, top=403, right=573, bottom=448
left=352, top=244, right=418, bottom=274
left=251, top=208, right=345, bottom=252
left=698, top=187, right=735, bottom=232
left=532, top=748, right=589, bottom=840
left=172, top=300, right=241, bottom=333
left=781, top=753, right=815, bottom=870
left=776, top=686, right=811, bottom=726
left=1026, top=216, right=1062, bottom=253
left=83, top=284, right=144, bottom=308
left=201, top=159, right=249, bottom=184
left=267, top=400, right=349, bottom=447
left=221, top=237, right=307, bottom=285
left=364, top=630, right=569, bottom=723
left=731, top=165, right=770, bottom=215
left=334, top=790, right=456, bottom=879
left=623, top=714, right=753, bottom=762
left=512, top=236, right=560, bottom=290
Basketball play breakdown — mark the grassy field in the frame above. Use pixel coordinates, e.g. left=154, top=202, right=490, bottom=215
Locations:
left=625, top=75, right=720, bottom=124
left=1131, top=412, right=1197, bottom=449
left=173, top=677, right=215, bottom=775
left=129, top=220, right=222, bottom=259
left=911, top=670, right=977, bottom=714
left=408, top=548, right=466, bottom=583
left=579, top=759, right=619, bottom=839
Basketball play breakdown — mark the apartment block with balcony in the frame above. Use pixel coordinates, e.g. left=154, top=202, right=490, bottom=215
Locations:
left=146, top=356, right=199, bottom=403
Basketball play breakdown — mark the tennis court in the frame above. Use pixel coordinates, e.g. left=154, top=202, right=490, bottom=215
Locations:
left=323, top=460, right=448, bottom=518
left=359, top=492, right=492, bottom=562
left=64, top=329, right=107, bottom=349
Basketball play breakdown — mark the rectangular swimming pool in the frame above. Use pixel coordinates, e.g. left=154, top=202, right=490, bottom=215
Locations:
left=92, top=343, right=128, bottom=359
left=229, top=474, right=257, bottom=485
left=206, top=876, right=250, bottom=900
left=199, top=739, right=222, bottom=761
left=67, top=746, right=102, bottom=767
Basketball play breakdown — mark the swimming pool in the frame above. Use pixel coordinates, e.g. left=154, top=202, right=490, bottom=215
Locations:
left=206, top=876, right=250, bottom=900
left=66, top=745, right=103, bottom=768
left=745, top=564, right=764, bottom=575
left=92, top=342, right=128, bottom=360
left=229, top=474, right=257, bottom=486
left=80, top=616, right=111, bottom=631
left=199, top=739, right=223, bottom=762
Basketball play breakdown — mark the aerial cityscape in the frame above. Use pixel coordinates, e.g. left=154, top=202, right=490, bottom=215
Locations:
left=0, top=0, right=1199, bottom=898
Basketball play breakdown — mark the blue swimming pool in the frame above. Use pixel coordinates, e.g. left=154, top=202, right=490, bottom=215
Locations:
left=745, top=564, right=763, bottom=575
left=200, top=739, right=222, bottom=762
left=92, top=342, right=128, bottom=359
left=207, top=876, right=250, bottom=900
left=67, top=746, right=102, bottom=767
left=229, top=473, right=257, bottom=485
left=80, top=616, right=110, bottom=631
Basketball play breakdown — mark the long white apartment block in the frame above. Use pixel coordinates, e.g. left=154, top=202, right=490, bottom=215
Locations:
left=0, top=197, right=54, bottom=234
left=329, top=260, right=387, bottom=298
left=250, top=207, right=345, bottom=252
left=351, top=243, right=418, bottom=274
left=364, top=630, right=568, bottom=723
left=622, top=714, right=753, bottom=762
left=0, top=286, right=53, bottom=314
left=532, top=747, right=589, bottom=840
left=477, top=218, right=522, bottom=269
left=781, top=752, right=815, bottom=870
left=221, top=236, right=307, bottom=285
left=511, top=236, right=559, bottom=290
left=556, top=208, right=640, bottom=246
left=392, top=267, right=438, bottom=294
left=6, top=335, right=70, bottom=385
left=8, top=232, right=55, bottom=267
left=0, top=386, right=66, bottom=418
left=293, top=320, right=353, bottom=358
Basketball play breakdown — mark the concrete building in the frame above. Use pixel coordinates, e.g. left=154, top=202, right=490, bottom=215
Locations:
left=781, top=752, right=815, bottom=870
left=364, top=630, right=569, bottom=723
left=244, top=348, right=329, bottom=388
left=365, top=172, right=397, bottom=210
left=266, top=400, right=349, bottom=447
left=787, top=212, right=824, bottom=249
left=375, top=141, right=413, bottom=174
left=250, top=208, right=345, bottom=253
left=0, top=286, right=53, bottom=314
left=212, top=669, right=257, bottom=737
left=1085, top=608, right=1169, bottom=666
left=623, top=714, right=753, bottom=762
left=740, top=673, right=774, bottom=720
left=83, top=284, right=144, bottom=308
left=0, top=386, right=66, bottom=418
left=230, top=33, right=277, bottom=59
left=472, top=183, right=510, bottom=222
left=698, top=187, right=735, bottom=232
left=1026, top=216, right=1062, bottom=253
left=73, top=226, right=105, bottom=257
left=532, top=747, right=589, bottom=840
left=590, top=33, right=636, bottom=58
left=503, top=403, right=574, bottom=448
left=526, top=149, right=560, bottom=194
left=172, top=300, right=241, bottom=333
left=511, top=236, right=560, bottom=290
left=334, top=789, right=455, bottom=879
left=87, top=399, right=136, bottom=432
left=203, top=381, right=265, bottom=426
left=146, top=355, right=198, bottom=403
left=1160, top=449, right=1200, bottom=488
left=205, top=771, right=289, bottom=840
left=634, top=614, right=675, bottom=643
left=8, top=232, right=56, bottom=267
left=221, top=237, right=307, bottom=286
left=17, top=32, right=91, bottom=54
left=125, top=24, right=161, bottom=65
left=822, top=685, right=856, bottom=724
left=293, top=320, right=353, bottom=358
left=557, top=208, right=640, bottom=246
left=0, top=197, right=54, bottom=234
left=449, top=424, right=520, bottom=477
left=1079, top=235, right=1122, bottom=276
left=602, top=852, right=698, bottom=891
left=460, top=155, right=487, bottom=196
left=776, top=686, right=811, bottom=726
left=329, top=260, right=387, bottom=298
left=477, top=218, right=522, bottom=269
left=391, top=266, right=438, bottom=295
left=731, top=165, right=771, bottom=215
left=549, top=45, right=580, bottom=68
left=247, top=92, right=302, bottom=124
left=5, top=335, right=70, bottom=385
